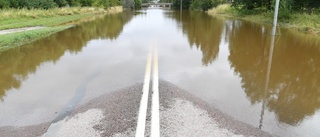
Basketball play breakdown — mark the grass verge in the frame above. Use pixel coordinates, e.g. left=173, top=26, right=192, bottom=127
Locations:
left=0, top=7, right=108, bottom=30
left=207, top=4, right=320, bottom=35
left=0, top=26, right=70, bottom=51
left=0, top=6, right=123, bottom=51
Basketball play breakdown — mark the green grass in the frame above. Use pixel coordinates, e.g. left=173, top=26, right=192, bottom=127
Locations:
left=0, top=26, right=70, bottom=51
left=208, top=4, right=320, bottom=35
left=0, top=14, right=95, bottom=30
left=0, top=6, right=123, bottom=52
left=0, top=7, right=108, bottom=30
left=290, top=13, right=320, bottom=34
left=0, top=7, right=106, bottom=19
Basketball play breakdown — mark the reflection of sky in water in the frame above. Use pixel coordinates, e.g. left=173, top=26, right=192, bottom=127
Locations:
left=0, top=8, right=319, bottom=137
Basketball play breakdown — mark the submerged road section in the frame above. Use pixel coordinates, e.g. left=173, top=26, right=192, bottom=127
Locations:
left=1, top=7, right=320, bottom=137
left=0, top=47, right=271, bottom=137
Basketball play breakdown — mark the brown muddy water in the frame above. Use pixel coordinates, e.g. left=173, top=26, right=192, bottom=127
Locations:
left=0, top=8, right=320, bottom=137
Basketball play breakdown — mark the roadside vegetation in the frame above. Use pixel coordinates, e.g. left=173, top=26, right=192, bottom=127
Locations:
left=0, top=7, right=107, bottom=30
left=0, top=0, right=144, bottom=51
left=0, top=26, right=69, bottom=51
left=208, top=4, right=320, bottom=35
left=0, top=6, right=123, bottom=51
left=0, top=0, right=121, bottom=9
left=167, top=0, right=320, bottom=35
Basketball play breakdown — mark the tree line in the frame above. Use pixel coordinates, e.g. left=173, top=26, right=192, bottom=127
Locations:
left=231, top=0, right=320, bottom=20
left=0, top=0, right=142, bottom=9
left=170, top=0, right=226, bottom=11
left=170, top=0, right=319, bottom=13
left=232, top=0, right=320, bottom=13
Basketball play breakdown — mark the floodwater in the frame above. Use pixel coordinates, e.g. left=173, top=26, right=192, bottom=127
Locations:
left=1, top=8, right=320, bottom=137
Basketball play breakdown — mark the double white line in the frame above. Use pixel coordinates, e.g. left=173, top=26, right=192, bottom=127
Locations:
left=135, top=48, right=160, bottom=137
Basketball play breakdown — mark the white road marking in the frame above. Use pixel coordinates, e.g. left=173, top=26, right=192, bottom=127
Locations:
left=135, top=50, right=153, bottom=137
left=151, top=48, right=160, bottom=137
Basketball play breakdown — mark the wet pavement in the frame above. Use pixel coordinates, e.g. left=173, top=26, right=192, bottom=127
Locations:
left=1, top=8, right=320, bottom=137
left=0, top=26, right=46, bottom=35
left=0, top=80, right=272, bottom=137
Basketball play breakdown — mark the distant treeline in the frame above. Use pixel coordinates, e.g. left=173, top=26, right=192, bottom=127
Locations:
left=0, top=0, right=136, bottom=9
left=169, top=0, right=319, bottom=13
left=232, top=0, right=320, bottom=13
left=170, top=0, right=227, bottom=11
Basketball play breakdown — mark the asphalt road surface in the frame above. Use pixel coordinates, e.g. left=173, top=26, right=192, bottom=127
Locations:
left=0, top=80, right=273, bottom=137
left=0, top=49, right=272, bottom=137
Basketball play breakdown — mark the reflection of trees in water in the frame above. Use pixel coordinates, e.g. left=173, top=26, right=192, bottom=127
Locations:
left=228, top=20, right=320, bottom=126
left=267, top=37, right=320, bottom=125
left=168, top=11, right=224, bottom=65
left=228, top=21, right=269, bottom=104
left=0, top=12, right=133, bottom=100
left=77, top=11, right=134, bottom=41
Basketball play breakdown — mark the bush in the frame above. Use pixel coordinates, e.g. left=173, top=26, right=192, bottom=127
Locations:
left=54, top=0, right=68, bottom=7
left=35, top=0, right=58, bottom=9
left=92, top=0, right=120, bottom=9
left=4, top=0, right=57, bottom=9
left=8, top=0, right=20, bottom=8
left=190, top=0, right=212, bottom=11
left=66, top=0, right=81, bottom=6
left=80, top=0, right=94, bottom=6
left=212, top=0, right=225, bottom=7
left=190, top=0, right=201, bottom=10
left=122, top=0, right=134, bottom=9
left=134, top=0, right=141, bottom=9
left=190, top=0, right=225, bottom=11
left=0, top=0, right=9, bottom=9
left=172, top=0, right=192, bottom=9
left=275, top=0, right=293, bottom=20
left=10, top=0, right=58, bottom=9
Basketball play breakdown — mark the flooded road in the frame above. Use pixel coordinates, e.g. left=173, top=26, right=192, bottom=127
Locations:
left=1, top=8, right=320, bottom=137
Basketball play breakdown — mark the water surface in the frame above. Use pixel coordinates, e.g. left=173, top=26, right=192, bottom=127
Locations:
left=0, top=8, right=320, bottom=137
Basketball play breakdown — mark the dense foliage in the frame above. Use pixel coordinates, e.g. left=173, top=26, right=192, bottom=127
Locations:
left=122, top=0, right=140, bottom=9
left=0, top=0, right=57, bottom=9
left=172, top=0, right=191, bottom=9
left=172, top=0, right=226, bottom=11
left=0, top=0, right=122, bottom=9
left=232, top=0, right=320, bottom=14
left=134, top=0, right=141, bottom=9
left=170, top=0, right=320, bottom=13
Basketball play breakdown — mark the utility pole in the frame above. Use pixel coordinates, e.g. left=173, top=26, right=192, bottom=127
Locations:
left=180, top=0, right=182, bottom=22
left=272, top=0, right=280, bottom=36
left=180, top=0, right=182, bottom=11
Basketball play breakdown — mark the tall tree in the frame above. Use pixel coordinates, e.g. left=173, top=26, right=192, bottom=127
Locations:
left=54, top=0, right=67, bottom=7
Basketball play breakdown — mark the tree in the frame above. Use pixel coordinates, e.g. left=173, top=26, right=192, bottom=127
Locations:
left=122, top=0, right=134, bottom=9
left=66, top=0, right=81, bottom=6
left=172, top=0, right=192, bottom=9
left=0, top=0, right=9, bottom=8
left=134, top=0, right=141, bottom=9
left=190, top=0, right=213, bottom=11
left=232, top=0, right=320, bottom=13
left=292, top=0, right=320, bottom=13
left=54, top=0, right=68, bottom=7
left=80, top=0, right=94, bottom=6
left=173, top=0, right=226, bottom=11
